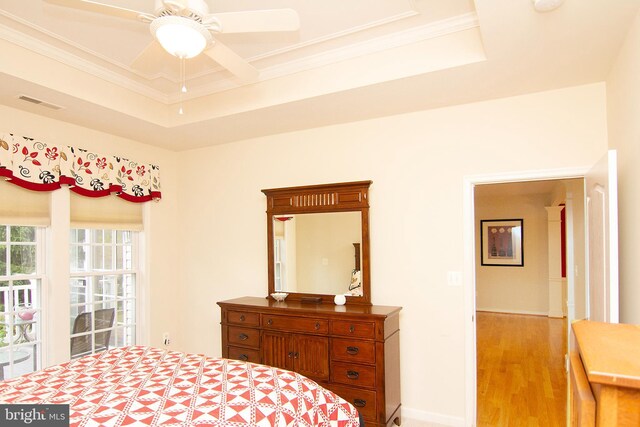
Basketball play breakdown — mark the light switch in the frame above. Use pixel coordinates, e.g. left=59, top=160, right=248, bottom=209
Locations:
left=447, top=271, right=462, bottom=286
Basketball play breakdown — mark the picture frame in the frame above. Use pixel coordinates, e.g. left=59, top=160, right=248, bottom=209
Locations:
left=480, top=219, right=524, bottom=267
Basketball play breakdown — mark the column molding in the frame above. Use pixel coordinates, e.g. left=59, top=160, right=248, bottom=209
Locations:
left=546, top=206, right=564, bottom=318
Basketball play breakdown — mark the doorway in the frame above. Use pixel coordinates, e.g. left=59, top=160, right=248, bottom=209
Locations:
left=474, top=179, right=583, bottom=425
left=464, top=170, right=586, bottom=425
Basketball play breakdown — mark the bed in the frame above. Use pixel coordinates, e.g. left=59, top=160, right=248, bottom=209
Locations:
left=0, top=346, right=361, bottom=426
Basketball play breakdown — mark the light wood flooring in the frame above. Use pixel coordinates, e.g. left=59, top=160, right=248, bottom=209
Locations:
left=476, top=312, right=567, bottom=427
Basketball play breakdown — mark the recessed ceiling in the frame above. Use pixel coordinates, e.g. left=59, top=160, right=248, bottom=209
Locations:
left=0, top=0, right=638, bottom=150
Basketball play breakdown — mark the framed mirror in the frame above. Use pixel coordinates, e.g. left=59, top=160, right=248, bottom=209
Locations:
left=262, top=181, right=372, bottom=305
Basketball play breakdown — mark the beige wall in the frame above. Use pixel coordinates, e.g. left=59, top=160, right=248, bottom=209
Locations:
left=1, top=81, right=609, bottom=422
left=177, top=83, right=608, bottom=422
left=474, top=193, right=550, bottom=315
left=606, top=9, right=640, bottom=325
left=0, top=105, right=182, bottom=358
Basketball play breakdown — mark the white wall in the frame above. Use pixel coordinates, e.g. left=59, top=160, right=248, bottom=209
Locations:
left=0, top=105, right=182, bottom=360
left=474, top=193, right=550, bottom=315
left=177, top=83, right=608, bottom=423
left=606, top=9, right=640, bottom=325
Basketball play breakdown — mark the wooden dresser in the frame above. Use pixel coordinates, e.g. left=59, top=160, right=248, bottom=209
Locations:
left=218, top=297, right=402, bottom=427
left=570, top=320, right=640, bottom=426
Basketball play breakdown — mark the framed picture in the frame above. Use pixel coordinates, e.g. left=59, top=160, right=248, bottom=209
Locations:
left=480, top=219, right=523, bottom=266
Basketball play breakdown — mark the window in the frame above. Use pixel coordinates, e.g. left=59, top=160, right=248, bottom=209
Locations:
left=274, top=238, right=285, bottom=291
left=69, top=229, right=137, bottom=358
left=0, top=225, right=43, bottom=380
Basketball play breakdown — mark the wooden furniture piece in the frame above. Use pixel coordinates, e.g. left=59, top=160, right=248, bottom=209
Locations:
left=570, top=320, right=640, bottom=426
left=218, top=297, right=402, bottom=427
left=262, top=181, right=372, bottom=305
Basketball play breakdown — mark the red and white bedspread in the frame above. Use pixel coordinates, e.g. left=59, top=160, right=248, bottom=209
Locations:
left=0, top=346, right=360, bottom=426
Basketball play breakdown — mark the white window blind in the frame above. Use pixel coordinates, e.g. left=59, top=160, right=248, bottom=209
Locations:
left=0, top=180, right=50, bottom=226
left=70, top=192, right=143, bottom=231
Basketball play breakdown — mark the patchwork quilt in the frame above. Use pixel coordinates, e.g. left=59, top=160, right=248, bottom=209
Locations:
left=0, top=346, right=360, bottom=426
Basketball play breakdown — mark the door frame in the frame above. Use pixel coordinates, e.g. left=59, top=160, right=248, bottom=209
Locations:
left=463, top=166, right=589, bottom=426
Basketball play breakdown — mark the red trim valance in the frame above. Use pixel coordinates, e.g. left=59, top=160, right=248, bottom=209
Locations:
left=0, top=132, right=161, bottom=202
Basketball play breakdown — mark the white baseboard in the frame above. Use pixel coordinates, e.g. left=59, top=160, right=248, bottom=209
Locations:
left=476, top=308, right=548, bottom=316
left=402, top=407, right=465, bottom=427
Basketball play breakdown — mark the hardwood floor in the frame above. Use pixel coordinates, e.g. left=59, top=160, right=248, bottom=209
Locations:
left=476, top=312, right=567, bottom=427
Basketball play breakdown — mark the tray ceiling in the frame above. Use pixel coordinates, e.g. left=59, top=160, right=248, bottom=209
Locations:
left=0, top=0, right=638, bottom=150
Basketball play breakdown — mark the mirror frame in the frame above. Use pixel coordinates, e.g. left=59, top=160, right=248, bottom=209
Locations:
left=262, top=181, right=372, bottom=305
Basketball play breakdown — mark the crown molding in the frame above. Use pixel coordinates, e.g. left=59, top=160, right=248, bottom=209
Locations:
left=0, top=5, right=477, bottom=105
left=0, top=22, right=169, bottom=104
left=173, top=12, right=479, bottom=103
left=261, top=12, right=479, bottom=80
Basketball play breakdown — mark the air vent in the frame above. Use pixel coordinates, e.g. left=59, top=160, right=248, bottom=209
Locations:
left=17, top=95, right=64, bottom=111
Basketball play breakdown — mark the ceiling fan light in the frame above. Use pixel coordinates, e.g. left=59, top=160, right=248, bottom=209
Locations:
left=151, top=16, right=211, bottom=59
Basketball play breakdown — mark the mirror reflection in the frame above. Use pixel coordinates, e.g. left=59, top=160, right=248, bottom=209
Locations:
left=273, top=211, right=363, bottom=296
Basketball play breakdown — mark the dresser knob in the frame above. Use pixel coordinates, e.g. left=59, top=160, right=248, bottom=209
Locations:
left=346, top=346, right=359, bottom=355
left=346, top=370, right=360, bottom=380
left=267, top=319, right=273, bottom=326
left=239, top=354, right=249, bottom=361
left=353, top=399, right=366, bottom=408
left=238, top=333, right=249, bottom=341
left=240, top=315, right=245, bottom=321
left=315, top=322, right=321, bottom=330
left=349, top=325, right=355, bottom=333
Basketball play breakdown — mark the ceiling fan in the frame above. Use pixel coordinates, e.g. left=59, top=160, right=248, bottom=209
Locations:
left=44, top=0, right=301, bottom=83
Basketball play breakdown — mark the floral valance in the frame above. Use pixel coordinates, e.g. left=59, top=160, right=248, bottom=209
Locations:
left=0, top=132, right=161, bottom=202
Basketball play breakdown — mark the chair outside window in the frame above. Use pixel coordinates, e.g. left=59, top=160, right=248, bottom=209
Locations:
left=70, top=308, right=115, bottom=359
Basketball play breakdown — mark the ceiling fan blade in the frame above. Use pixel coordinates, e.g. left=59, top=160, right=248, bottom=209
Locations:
left=130, top=41, right=169, bottom=74
left=211, top=9, right=300, bottom=33
left=43, top=0, right=148, bottom=21
left=204, top=41, right=259, bottom=83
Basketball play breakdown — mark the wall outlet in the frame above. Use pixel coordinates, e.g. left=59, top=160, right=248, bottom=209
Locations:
left=163, top=332, right=170, bottom=346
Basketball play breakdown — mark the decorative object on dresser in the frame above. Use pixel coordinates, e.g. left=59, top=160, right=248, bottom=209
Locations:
left=570, top=320, right=640, bottom=426
left=218, top=297, right=402, bottom=427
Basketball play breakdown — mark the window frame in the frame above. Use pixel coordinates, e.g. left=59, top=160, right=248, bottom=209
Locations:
left=69, top=228, right=140, bottom=358
left=0, top=224, right=45, bottom=379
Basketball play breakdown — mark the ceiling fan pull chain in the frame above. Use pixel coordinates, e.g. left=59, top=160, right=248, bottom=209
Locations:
left=178, top=57, right=186, bottom=115
left=181, top=57, right=187, bottom=93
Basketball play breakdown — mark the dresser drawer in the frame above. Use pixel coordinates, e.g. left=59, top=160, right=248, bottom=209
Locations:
left=228, top=346, right=260, bottom=363
left=262, top=315, right=329, bottom=334
left=227, top=310, right=259, bottom=327
left=331, top=361, right=376, bottom=388
left=227, top=326, right=260, bottom=348
left=331, top=338, right=375, bottom=364
left=330, top=385, right=377, bottom=421
left=331, top=320, right=375, bottom=339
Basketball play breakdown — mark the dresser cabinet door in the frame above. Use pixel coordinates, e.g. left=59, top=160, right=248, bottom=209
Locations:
left=293, top=334, right=329, bottom=382
left=262, top=331, right=292, bottom=371
left=261, top=331, right=329, bottom=382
